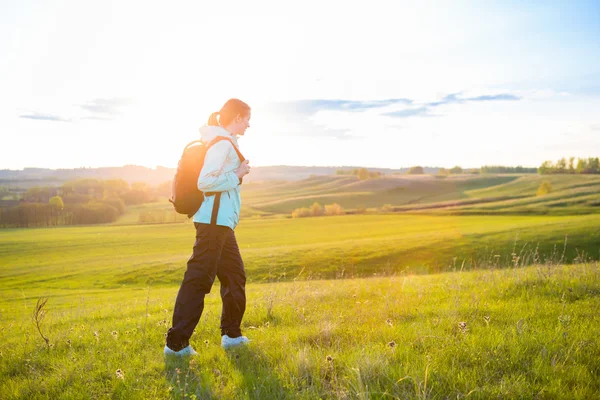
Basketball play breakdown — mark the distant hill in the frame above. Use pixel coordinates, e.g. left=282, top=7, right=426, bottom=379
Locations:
left=241, top=174, right=600, bottom=216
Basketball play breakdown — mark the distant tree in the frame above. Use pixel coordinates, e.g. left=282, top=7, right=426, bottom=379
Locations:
left=536, top=181, right=552, bottom=196
left=49, top=196, right=64, bottom=210
left=556, top=158, right=567, bottom=173
left=437, top=168, right=450, bottom=176
left=101, top=196, right=126, bottom=215
left=122, top=182, right=153, bottom=205
left=538, top=160, right=554, bottom=175
left=291, top=207, right=311, bottom=218
left=568, top=157, right=575, bottom=174
left=309, top=202, right=324, bottom=216
left=590, top=157, right=600, bottom=173
left=407, top=166, right=424, bottom=175
left=449, top=166, right=463, bottom=174
left=576, top=158, right=587, bottom=174
left=156, top=181, right=172, bottom=197
left=103, top=179, right=130, bottom=197
left=324, top=203, right=344, bottom=216
left=357, top=168, right=370, bottom=180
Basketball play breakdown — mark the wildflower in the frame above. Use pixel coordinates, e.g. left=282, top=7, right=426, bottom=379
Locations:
left=265, top=321, right=270, bottom=328
left=66, top=339, right=71, bottom=346
left=326, top=355, right=333, bottom=362
left=388, top=340, right=396, bottom=348
left=94, top=331, right=99, bottom=339
left=49, top=343, right=54, bottom=348
left=458, top=322, right=468, bottom=333
left=116, top=369, right=124, bottom=380
left=176, top=368, right=181, bottom=375
left=111, top=330, right=118, bottom=338
left=204, top=340, right=209, bottom=345
left=483, top=316, right=490, bottom=324
left=386, top=318, right=393, bottom=327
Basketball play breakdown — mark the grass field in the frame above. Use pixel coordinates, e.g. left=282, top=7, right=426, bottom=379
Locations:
left=1, top=262, right=598, bottom=399
left=2, top=214, right=599, bottom=298
left=241, top=174, right=600, bottom=216
left=2, top=174, right=600, bottom=398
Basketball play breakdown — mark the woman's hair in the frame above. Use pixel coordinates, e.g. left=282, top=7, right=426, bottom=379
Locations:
left=207, top=98, right=251, bottom=127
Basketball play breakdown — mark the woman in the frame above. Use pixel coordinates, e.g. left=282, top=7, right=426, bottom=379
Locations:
left=165, top=98, right=252, bottom=356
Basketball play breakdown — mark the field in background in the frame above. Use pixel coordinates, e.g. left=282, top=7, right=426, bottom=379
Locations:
left=241, top=174, right=600, bottom=216
left=2, top=213, right=600, bottom=301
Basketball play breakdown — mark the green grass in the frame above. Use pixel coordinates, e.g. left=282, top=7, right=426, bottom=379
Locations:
left=1, top=263, right=598, bottom=399
left=2, top=214, right=600, bottom=296
left=2, top=208, right=600, bottom=398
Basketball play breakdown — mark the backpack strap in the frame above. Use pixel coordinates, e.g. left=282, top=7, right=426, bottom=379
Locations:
left=204, top=137, right=245, bottom=228
left=210, top=192, right=221, bottom=226
left=206, top=136, right=245, bottom=162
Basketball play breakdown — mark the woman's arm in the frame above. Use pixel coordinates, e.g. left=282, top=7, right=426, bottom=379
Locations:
left=197, top=141, right=240, bottom=192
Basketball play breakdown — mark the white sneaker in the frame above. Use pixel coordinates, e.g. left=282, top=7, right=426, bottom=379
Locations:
left=221, top=335, right=250, bottom=350
left=164, top=345, right=198, bottom=356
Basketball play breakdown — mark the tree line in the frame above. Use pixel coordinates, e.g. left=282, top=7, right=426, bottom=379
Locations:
left=538, top=157, right=600, bottom=175
left=0, top=178, right=169, bottom=228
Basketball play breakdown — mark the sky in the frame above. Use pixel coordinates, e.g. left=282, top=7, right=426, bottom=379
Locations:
left=1, top=0, right=599, bottom=170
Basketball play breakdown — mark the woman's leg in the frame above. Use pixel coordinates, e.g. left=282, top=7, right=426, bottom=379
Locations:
left=166, top=223, right=228, bottom=351
left=216, top=229, right=246, bottom=338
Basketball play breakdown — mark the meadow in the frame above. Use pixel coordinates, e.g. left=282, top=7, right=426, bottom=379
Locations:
left=1, top=173, right=600, bottom=398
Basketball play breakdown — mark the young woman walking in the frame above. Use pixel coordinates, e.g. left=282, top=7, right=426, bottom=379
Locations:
left=165, top=98, right=252, bottom=356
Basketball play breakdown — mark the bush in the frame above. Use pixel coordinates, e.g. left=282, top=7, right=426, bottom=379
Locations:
left=324, top=203, right=344, bottom=216
left=49, top=196, right=64, bottom=210
left=67, top=202, right=120, bottom=224
left=536, top=181, right=552, bottom=196
left=310, top=202, right=324, bottom=216
left=408, top=166, right=424, bottom=175
left=291, top=207, right=311, bottom=218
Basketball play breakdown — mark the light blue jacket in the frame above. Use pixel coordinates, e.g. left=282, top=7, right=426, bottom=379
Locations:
left=192, top=126, right=243, bottom=230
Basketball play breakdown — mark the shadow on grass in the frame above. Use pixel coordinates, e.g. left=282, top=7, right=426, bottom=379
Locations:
left=163, top=344, right=289, bottom=399
left=164, top=354, right=216, bottom=399
left=227, top=345, right=290, bottom=400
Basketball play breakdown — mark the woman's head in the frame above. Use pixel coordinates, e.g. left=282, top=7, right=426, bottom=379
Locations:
left=207, top=98, right=251, bottom=136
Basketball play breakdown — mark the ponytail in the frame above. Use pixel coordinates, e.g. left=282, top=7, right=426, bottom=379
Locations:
left=207, top=112, right=220, bottom=126
left=206, top=99, right=250, bottom=128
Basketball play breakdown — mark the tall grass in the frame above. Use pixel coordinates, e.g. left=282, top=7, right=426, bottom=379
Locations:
left=1, top=262, right=598, bottom=399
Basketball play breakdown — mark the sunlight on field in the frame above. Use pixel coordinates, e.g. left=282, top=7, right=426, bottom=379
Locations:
left=1, top=264, right=598, bottom=398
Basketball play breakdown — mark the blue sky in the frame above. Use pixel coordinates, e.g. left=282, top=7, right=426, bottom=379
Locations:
left=1, top=0, right=598, bottom=170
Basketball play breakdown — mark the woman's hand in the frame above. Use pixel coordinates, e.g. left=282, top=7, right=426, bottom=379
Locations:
left=235, top=160, right=251, bottom=179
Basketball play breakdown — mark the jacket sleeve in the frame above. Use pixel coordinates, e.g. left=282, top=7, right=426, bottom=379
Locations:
left=197, top=141, right=240, bottom=192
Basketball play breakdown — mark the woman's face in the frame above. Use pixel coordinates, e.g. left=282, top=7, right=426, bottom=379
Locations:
left=231, top=112, right=251, bottom=136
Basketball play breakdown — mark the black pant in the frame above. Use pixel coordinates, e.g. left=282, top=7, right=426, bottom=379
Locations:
left=166, top=223, right=246, bottom=351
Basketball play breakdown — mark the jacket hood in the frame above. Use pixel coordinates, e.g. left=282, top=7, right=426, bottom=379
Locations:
left=199, top=125, right=238, bottom=146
